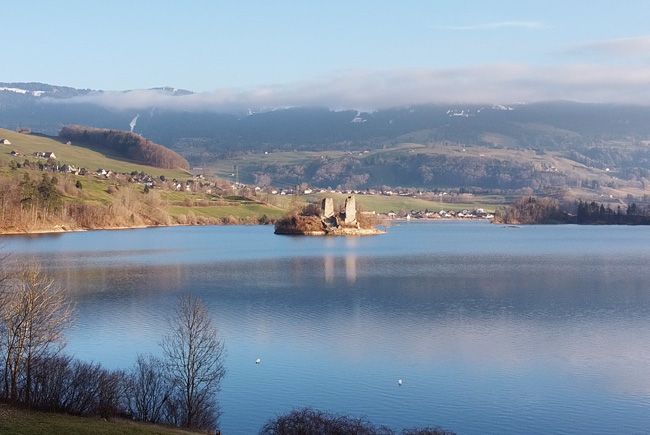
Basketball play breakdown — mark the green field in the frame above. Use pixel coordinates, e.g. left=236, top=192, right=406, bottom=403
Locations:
left=0, top=130, right=287, bottom=230
left=267, top=192, right=502, bottom=213
left=0, top=405, right=201, bottom=435
left=0, top=129, right=188, bottom=179
left=167, top=198, right=286, bottom=220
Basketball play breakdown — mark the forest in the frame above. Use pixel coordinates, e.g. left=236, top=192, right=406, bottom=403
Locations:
left=495, top=197, right=650, bottom=225
left=59, top=125, right=190, bottom=170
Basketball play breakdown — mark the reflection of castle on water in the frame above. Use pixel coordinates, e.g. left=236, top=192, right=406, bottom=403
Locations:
left=323, top=254, right=357, bottom=284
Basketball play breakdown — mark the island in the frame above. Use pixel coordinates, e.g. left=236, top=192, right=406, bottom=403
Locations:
left=274, top=195, right=384, bottom=236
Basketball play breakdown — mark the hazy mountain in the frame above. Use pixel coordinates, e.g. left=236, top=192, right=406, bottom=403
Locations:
left=3, top=83, right=650, bottom=155
left=3, top=82, right=650, bottom=193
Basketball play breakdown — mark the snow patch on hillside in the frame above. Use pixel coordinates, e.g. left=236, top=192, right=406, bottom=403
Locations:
left=0, top=87, right=47, bottom=97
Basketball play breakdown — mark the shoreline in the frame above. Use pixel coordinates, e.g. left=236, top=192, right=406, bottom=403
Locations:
left=0, top=217, right=496, bottom=237
left=0, top=221, right=270, bottom=237
left=274, top=227, right=386, bottom=236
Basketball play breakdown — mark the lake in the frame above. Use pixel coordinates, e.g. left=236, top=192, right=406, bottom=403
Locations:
left=4, top=221, right=650, bottom=434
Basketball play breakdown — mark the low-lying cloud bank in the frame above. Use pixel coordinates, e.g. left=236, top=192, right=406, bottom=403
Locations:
left=46, top=63, right=650, bottom=112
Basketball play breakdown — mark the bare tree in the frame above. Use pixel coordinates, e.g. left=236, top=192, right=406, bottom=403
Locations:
left=0, top=263, right=73, bottom=404
left=0, top=248, right=9, bottom=399
left=161, top=294, right=225, bottom=431
left=126, top=354, right=171, bottom=423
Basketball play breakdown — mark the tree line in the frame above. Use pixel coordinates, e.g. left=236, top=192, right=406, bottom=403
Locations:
left=59, top=125, right=190, bottom=170
left=576, top=200, right=650, bottom=224
left=493, top=197, right=567, bottom=224
left=495, top=197, right=650, bottom=225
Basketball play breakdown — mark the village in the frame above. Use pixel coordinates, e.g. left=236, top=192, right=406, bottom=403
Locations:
left=4, top=143, right=495, bottom=221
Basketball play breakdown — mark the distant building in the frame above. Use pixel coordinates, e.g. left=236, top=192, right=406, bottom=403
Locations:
left=34, top=151, right=56, bottom=159
left=0, top=138, right=11, bottom=145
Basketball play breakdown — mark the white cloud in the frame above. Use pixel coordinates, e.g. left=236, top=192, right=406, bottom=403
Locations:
left=44, top=63, right=650, bottom=112
left=433, top=20, right=545, bottom=31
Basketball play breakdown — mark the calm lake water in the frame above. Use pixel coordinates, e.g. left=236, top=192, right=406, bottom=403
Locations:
left=4, top=222, right=650, bottom=434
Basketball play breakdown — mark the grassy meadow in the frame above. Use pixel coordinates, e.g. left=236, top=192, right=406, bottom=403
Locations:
left=0, top=129, right=189, bottom=179
left=0, top=405, right=202, bottom=435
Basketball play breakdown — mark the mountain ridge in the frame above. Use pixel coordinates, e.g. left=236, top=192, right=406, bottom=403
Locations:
left=3, top=82, right=650, bottom=197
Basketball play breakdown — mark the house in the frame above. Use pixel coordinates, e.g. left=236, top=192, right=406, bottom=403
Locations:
left=60, top=164, right=78, bottom=174
left=0, top=138, right=11, bottom=145
left=34, top=151, right=56, bottom=159
left=96, top=168, right=113, bottom=177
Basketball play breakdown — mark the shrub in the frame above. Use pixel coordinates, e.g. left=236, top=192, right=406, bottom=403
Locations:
left=261, top=408, right=456, bottom=435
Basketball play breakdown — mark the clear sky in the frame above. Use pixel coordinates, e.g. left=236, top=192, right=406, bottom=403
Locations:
left=3, top=0, right=650, bottom=108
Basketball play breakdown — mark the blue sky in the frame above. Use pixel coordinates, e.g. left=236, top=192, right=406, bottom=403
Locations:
left=3, top=0, right=650, bottom=108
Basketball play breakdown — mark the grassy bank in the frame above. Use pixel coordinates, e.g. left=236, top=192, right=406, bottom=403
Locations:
left=0, top=129, right=287, bottom=234
left=0, top=404, right=202, bottom=435
left=0, top=129, right=506, bottom=235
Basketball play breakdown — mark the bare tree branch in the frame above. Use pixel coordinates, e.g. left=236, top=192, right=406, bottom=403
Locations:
left=161, top=294, right=225, bottom=431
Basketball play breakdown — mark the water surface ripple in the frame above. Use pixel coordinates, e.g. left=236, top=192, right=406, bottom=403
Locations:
left=4, top=222, right=650, bottom=434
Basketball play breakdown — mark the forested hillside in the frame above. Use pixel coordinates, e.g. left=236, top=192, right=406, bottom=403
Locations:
left=59, top=125, right=190, bottom=170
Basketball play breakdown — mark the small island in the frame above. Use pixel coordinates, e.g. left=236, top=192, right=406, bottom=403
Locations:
left=274, top=195, right=384, bottom=236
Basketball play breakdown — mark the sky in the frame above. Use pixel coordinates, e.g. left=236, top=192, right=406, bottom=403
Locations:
left=3, top=0, right=650, bottom=109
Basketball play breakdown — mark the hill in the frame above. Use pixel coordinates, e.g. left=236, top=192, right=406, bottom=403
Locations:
left=3, top=83, right=650, bottom=198
left=3, top=83, right=650, bottom=154
left=207, top=142, right=648, bottom=206
left=0, top=128, right=188, bottom=179
left=59, top=125, right=189, bottom=170
left=0, top=129, right=286, bottom=234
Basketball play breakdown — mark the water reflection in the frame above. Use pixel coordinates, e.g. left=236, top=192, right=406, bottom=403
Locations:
left=324, top=255, right=334, bottom=283
left=5, top=223, right=650, bottom=434
left=345, top=254, right=357, bottom=284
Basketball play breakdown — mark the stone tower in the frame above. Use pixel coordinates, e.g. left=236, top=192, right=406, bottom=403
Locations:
left=321, top=197, right=334, bottom=218
left=344, top=195, right=357, bottom=224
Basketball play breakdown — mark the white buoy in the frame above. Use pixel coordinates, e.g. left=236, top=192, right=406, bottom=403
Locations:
left=256, top=358, right=261, bottom=365
left=397, top=379, right=403, bottom=386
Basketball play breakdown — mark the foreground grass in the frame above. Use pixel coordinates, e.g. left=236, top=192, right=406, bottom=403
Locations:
left=0, top=405, right=202, bottom=435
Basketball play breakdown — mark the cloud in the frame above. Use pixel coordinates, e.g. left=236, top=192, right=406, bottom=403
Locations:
left=570, top=35, right=650, bottom=57
left=44, top=63, right=650, bottom=112
left=433, top=20, right=545, bottom=31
